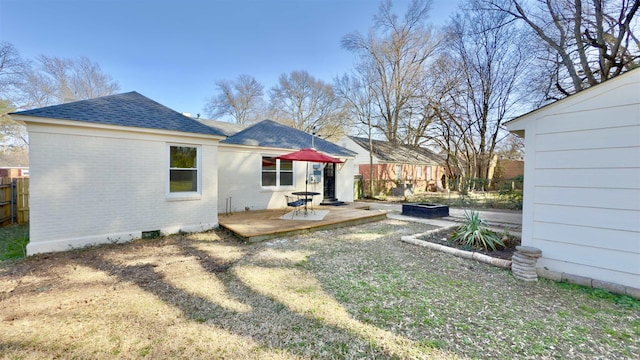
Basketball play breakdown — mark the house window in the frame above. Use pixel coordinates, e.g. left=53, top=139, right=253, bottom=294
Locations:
left=395, top=164, right=402, bottom=181
left=169, top=145, right=200, bottom=193
left=417, top=166, right=423, bottom=179
left=426, top=166, right=432, bottom=181
left=262, top=156, right=293, bottom=187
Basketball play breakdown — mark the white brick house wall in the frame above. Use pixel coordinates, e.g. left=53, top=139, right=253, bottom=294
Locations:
left=217, top=144, right=354, bottom=213
left=25, top=121, right=220, bottom=254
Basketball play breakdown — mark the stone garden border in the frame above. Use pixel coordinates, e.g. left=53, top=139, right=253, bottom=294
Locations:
left=400, top=225, right=512, bottom=269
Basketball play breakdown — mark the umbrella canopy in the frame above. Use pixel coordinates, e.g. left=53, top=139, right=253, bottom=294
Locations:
left=277, top=148, right=343, bottom=198
left=276, top=148, right=343, bottom=163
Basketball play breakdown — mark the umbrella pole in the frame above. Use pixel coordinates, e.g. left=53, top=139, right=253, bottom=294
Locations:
left=304, top=161, right=313, bottom=215
left=305, top=162, right=308, bottom=193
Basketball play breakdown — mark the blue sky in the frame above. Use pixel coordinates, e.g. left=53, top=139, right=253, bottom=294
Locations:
left=1, top=0, right=460, bottom=116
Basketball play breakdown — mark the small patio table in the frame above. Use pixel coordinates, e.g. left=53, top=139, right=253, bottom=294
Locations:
left=291, top=191, right=320, bottom=215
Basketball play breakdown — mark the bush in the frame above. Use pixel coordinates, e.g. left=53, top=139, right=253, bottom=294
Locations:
left=0, top=224, right=29, bottom=260
left=498, top=188, right=523, bottom=209
left=449, top=210, right=505, bottom=251
left=497, top=176, right=523, bottom=209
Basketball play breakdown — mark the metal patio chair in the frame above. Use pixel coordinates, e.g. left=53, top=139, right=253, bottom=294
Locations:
left=284, top=195, right=305, bottom=218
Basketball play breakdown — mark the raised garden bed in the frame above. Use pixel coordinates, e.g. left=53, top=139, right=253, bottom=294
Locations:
left=401, top=226, right=521, bottom=269
left=416, top=228, right=520, bottom=260
left=402, top=203, right=449, bottom=218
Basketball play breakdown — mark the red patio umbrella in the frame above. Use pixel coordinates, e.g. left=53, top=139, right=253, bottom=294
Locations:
left=276, top=148, right=343, bottom=195
left=277, top=148, right=343, bottom=164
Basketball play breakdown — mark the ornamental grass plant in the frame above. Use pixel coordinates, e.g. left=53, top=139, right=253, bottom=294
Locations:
left=449, top=210, right=505, bottom=251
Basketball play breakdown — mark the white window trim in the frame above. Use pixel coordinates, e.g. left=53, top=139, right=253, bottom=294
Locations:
left=167, top=144, right=202, bottom=201
left=261, top=155, right=295, bottom=189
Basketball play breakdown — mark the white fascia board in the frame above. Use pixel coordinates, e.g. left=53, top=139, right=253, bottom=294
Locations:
left=506, top=67, right=640, bottom=132
left=11, top=114, right=226, bottom=142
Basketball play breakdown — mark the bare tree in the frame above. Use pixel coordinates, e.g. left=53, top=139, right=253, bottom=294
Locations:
left=32, top=55, right=120, bottom=105
left=0, top=44, right=31, bottom=152
left=483, top=0, right=640, bottom=99
left=0, top=99, right=28, bottom=149
left=1, top=46, right=120, bottom=155
left=0, top=42, right=29, bottom=96
left=335, top=71, right=376, bottom=195
left=204, top=74, right=265, bottom=124
left=342, top=0, right=440, bottom=144
left=334, top=72, right=375, bottom=139
left=0, top=142, right=28, bottom=166
left=13, top=70, right=54, bottom=109
left=268, top=70, right=344, bottom=138
left=68, top=56, right=120, bottom=100
left=421, top=2, right=528, bottom=191
left=421, top=55, right=471, bottom=189
left=496, top=132, right=525, bottom=159
left=7, top=55, right=120, bottom=109
left=405, top=55, right=461, bottom=147
left=450, top=1, right=529, bottom=189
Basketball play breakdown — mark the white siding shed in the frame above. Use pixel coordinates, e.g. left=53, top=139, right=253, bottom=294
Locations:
left=505, top=69, right=640, bottom=292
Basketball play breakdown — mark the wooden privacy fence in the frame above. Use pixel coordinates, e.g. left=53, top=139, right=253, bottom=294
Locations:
left=0, top=177, right=29, bottom=227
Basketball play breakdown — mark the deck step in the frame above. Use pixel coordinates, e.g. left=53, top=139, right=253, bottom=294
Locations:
left=320, top=199, right=346, bottom=206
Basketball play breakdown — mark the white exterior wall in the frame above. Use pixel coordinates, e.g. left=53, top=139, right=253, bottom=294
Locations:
left=218, top=144, right=354, bottom=213
left=335, top=159, right=356, bottom=202
left=337, top=136, right=380, bottom=170
left=507, top=70, right=640, bottom=290
left=25, top=122, right=220, bottom=254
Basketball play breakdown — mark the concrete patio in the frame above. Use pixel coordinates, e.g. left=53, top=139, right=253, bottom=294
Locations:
left=361, top=201, right=522, bottom=229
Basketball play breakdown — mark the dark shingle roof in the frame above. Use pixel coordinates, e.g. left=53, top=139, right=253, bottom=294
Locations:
left=11, top=91, right=225, bottom=137
left=349, top=136, right=444, bottom=165
left=198, top=119, right=248, bottom=136
left=223, top=120, right=356, bottom=157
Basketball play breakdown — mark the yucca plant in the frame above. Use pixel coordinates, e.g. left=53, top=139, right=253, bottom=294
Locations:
left=449, top=210, right=505, bottom=251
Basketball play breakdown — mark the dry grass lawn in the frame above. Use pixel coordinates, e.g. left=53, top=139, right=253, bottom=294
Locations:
left=1, top=219, right=638, bottom=359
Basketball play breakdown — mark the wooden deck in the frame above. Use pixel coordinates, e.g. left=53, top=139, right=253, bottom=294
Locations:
left=218, top=203, right=388, bottom=242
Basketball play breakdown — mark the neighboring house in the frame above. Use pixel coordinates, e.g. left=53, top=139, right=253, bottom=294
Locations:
left=0, top=167, right=29, bottom=178
left=490, top=158, right=524, bottom=189
left=10, top=92, right=355, bottom=255
left=197, top=119, right=248, bottom=136
left=493, top=158, right=524, bottom=181
left=338, top=136, right=445, bottom=196
left=505, top=68, right=640, bottom=294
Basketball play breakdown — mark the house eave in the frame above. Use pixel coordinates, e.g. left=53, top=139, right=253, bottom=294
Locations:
left=219, top=142, right=355, bottom=159
left=509, top=129, right=525, bottom=138
left=11, top=114, right=226, bottom=141
left=505, top=67, right=640, bottom=132
left=378, top=160, right=441, bottom=166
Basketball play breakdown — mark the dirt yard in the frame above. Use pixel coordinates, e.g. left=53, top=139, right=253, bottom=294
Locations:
left=1, top=219, right=638, bottom=359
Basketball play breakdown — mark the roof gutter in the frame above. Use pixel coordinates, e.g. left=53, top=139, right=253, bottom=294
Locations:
left=11, top=114, right=227, bottom=141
